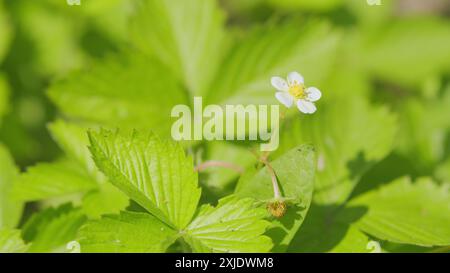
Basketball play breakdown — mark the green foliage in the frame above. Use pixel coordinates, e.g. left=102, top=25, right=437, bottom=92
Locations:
left=349, top=177, right=450, bottom=247
left=131, top=0, right=229, bottom=96
left=363, top=18, right=450, bottom=86
left=48, top=119, right=103, bottom=179
left=48, top=54, right=187, bottom=135
left=0, top=144, right=23, bottom=229
left=206, top=21, right=340, bottom=106
left=22, top=204, right=86, bottom=252
left=185, top=196, right=272, bottom=253
left=396, top=93, right=450, bottom=173
left=1, top=0, right=449, bottom=254
left=17, top=1, right=85, bottom=75
left=83, top=129, right=273, bottom=252
left=200, top=142, right=256, bottom=194
left=13, top=159, right=96, bottom=201
left=0, top=1, right=11, bottom=62
left=277, top=96, right=396, bottom=205
left=88, top=129, right=201, bottom=229
left=236, top=145, right=315, bottom=251
left=289, top=176, right=450, bottom=252
left=0, top=229, right=28, bottom=253
left=78, top=211, right=178, bottom=253
left=0, top=74, right=10, bottom=122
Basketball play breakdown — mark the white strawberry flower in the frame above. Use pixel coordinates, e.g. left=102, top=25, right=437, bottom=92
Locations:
left=271, top=72, right=322, bottom=114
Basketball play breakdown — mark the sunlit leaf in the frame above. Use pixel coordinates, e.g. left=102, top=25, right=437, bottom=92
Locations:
left=13, top=159, right=97, bottom=202
left=185, top=196, right=272, bottom=253
left=131, top=0, right=229, bottom=96
left=48, top=53, right=187, bottom=135
left=349, top=177, right=450, bottom=247
left=78, top=211, right=177, bottom=253
left=88, top=129, right=201, bottom=229
left=81, top=183, right=130, bottom=219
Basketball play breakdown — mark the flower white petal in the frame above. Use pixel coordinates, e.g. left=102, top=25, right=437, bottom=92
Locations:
left=271, top=77, right=289, bottom=91
left=297, top=99, right=317, bottom=114
left=287, top=72, right=304, bottom=85
left=306, top=87, right=322, bottom=102
left=275, top=92, right=294, bottom=108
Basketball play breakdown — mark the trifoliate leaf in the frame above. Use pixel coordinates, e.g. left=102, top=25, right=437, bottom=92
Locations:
left=277, top=96, right=396, bottom=205
left=349, top=177, right=450, bottom=247
left=235, top=145, right=315, bottom=252
left=130, top=0, right=229, bottom=96
left=88, top=129, right=201, bottom=229
left=13, top=159, right=97, bottom=202
left=0, top=144, right=23, bottom=229
left=78, top=211, right=178, bottom=253
left=22, top=204, right=86, bottom=253
left=185, top=196, right=272, bottom=253
left=48, top=53, right=187, bottom=135
left=0, top=229, right=28, bottom=253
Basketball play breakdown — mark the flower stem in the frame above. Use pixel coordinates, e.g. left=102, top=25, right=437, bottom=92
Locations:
left=194, top=160, right=244, bottom=174
left=261, top=157, right=281, bottom=199
left=250, top=149, right=282, bottom=200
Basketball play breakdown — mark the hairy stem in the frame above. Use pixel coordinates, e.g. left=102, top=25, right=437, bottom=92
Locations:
left=250, top=149, right=282, bottom=199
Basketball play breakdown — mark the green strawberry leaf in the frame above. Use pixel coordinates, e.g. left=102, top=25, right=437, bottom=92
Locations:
left=48, top=119, right=104, bottom=180
left=287, top=204, right=370, bottom=253
left=185, top=196, right=272, bottom=253
left=81, top=183, right=130, bottom=219
left=48, top=53, right=187, bottom=136
left=348, top=177, right=450, bottom=247
left=88, top=129, right=201, bottom=229
left=13, top=159, right=97, bottom=202
left=130, top=0, right=229, bottom=96
left=78, top=211, right=178, bottom=253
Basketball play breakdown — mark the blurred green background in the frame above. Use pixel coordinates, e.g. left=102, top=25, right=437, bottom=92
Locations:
left=0, top=0, right=449, bottom=252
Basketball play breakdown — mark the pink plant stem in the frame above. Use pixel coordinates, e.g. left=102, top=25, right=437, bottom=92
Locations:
left=250, top=149, right=281, bottom=199
left=260, top=157, right=281, bottom=199
left=194, top=160, right=244, bottom=174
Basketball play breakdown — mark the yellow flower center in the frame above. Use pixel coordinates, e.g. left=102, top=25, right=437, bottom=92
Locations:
left=289, top=83, right=306, bottom=99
